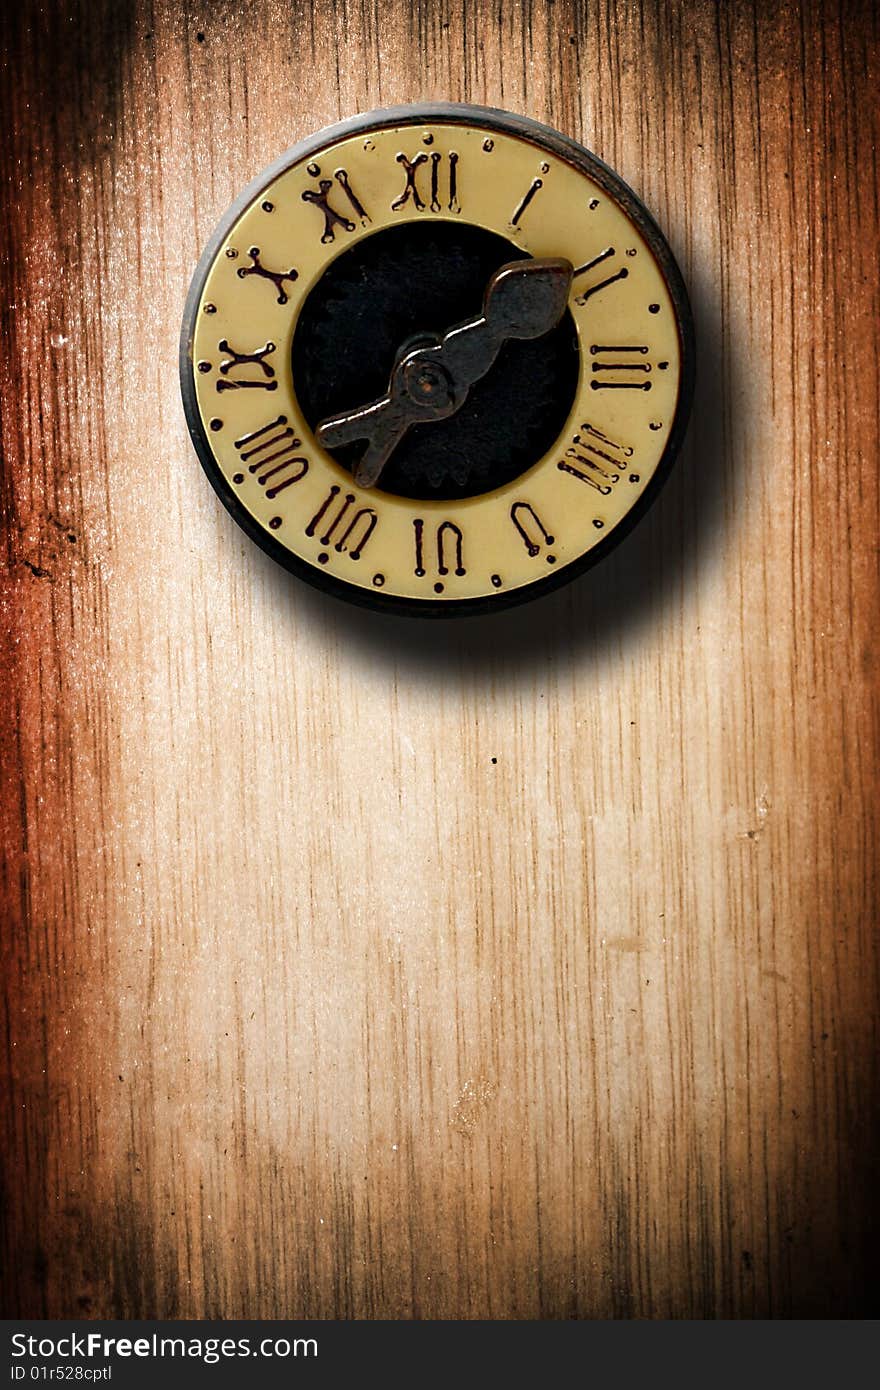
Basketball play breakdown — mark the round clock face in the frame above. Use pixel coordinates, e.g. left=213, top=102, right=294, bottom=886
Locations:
left=180, top=104, right=694, bottom=617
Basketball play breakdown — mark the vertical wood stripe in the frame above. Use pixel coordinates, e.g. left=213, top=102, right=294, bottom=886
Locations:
left=1, top=0, right=877, bottom=1317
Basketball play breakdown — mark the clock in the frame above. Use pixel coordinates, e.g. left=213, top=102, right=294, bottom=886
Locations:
left=180, top=104, right=694, bottom=617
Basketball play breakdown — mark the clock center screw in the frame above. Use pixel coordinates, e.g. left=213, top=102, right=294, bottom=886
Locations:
left=402, top=358, right=454, bottom=410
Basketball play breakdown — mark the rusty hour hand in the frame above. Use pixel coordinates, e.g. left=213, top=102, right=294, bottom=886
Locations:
left=315, top=256, right=574, bottom=489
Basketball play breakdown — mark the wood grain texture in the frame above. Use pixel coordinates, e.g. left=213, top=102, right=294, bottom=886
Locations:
left=1, top=0, right=877, bottom=1319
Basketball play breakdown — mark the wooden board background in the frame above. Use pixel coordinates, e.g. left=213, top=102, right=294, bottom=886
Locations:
left=1, top=0, right=877, bottom=1319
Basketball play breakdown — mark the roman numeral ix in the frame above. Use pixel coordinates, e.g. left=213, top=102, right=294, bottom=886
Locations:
left=233, top=415, right=308, bottom=497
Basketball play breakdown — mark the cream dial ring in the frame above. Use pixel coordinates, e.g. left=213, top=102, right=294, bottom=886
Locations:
left=180, top=103, right=695, bottom=617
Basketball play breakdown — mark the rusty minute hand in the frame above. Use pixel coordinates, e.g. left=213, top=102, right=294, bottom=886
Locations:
left=315, top=257, right=574, bottom=490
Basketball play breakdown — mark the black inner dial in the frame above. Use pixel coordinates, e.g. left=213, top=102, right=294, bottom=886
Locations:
left=292, top=222, right=580, bottom=501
